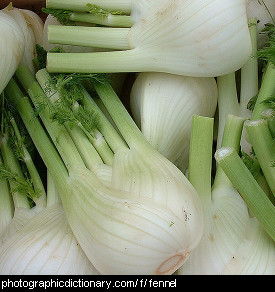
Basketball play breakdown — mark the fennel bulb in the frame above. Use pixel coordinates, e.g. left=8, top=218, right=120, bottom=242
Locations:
left=5, top=66, right=204, bottom=275
left=2, top=5, right=39, bottom=74
left=130, top=72, right=218, bottom=172
left=0, top=113, right=99, bottom=274
left=221, top=217, right=275, bottom=275
left=214, top=146, right=275, bottom=274
left=178, top=115, right=274, bottom=275
left=0, top=203, right=100, bottom=275
left=46, top=0, right=252, bottom=77
left=0, top=11, right=24, bottom=95
left=19, top=8, right=44, bottom=47
left=0, top=206, right=43, bottom=247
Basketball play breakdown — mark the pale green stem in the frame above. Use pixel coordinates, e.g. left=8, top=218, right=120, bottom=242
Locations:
left=48, top=25, right=131, bottom=50
left=15, top=66, right=86, bottom=171
left=79, top=84, right=128, bottom=153
left=215, top=147, right=275, bottom=241
left=251, top=63, right=275, bottom=120
left=89, top=129, right=114, bottom=165
left=35, top=69, right=105, bottom=169
left=216, top=73, right=240, bottom=150
left=188, top=115, right=214, bottom=204
left=70, top=100, right=114, bottom=166
left=46, top=0, right=133, bottom=14
left=245, top=119, right=275, bottom=195
left=46, top=49, right=153, bottom=74
left=239, top=18, right=258, bottom=109
left=213, top=115, right=246, bottom=190
left=46, top=169, right=61, bottom=207
left=0, top=134, right=30, bottom=209
left=4, top=79, right=69, bottom=195
left=74, top=120, right=114, bottom=166
left=93, top=97, right=122, bottom=133
left=0, top=154, right=14, bottom=235
left=69, top=124, right=106, bottom=168
left=92, top=80, right=150, bottom=149
left=10, top=118, right=47, bottom=208
left=70, top=12, right=133, bottom=27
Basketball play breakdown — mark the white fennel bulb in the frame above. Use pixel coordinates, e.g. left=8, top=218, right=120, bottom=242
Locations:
left=178, top=184, right=251, bottom=275
left=0, top=206, right=44, bottom=248
left=6, top=68, right=205, bottom=275
left=3, top=5, right=40, bottom=74
left=0, top=11, right=24, bottom=95
left=20, top=8, right=44, bottom=47
left=130, top=72, right=218, bottom=172
left=177, top=115, right=266, bottom=275
left=178, top=185, right=274, bottom=274
left=246, top=0, right=275, bottom=48
left=178, top=115, right=275, bottom=275
left=46, top=0, right=252, bottom=77
left=0, top=203, right=100, bottom=275
left=61, top=160, right=203, bottom=275
left=221, top=217, right=275, bottom=275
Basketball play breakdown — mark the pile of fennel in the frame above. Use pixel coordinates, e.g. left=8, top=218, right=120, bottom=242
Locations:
left=0, top=0, right=274, bottom=276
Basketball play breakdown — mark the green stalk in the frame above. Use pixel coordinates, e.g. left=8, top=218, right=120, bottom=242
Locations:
left=46, top=0, right=133, bottom=14
left=239, top=18, right=258, bottom=109
left=35, top=69, right=105, bottom=169
left=216, top=73, right=240, bottom=149
left=251, top=63, right=275, bottom=120
left=79, top=84, right=128, bottom=153
left=4, top=79, right=69, bottom=195
left=48, top=25, right=131, bottom=50
left=213, top=115, right=246, bottom=190
left=0, top=134, right=31, bottom=209
left=46, top=170, right=61, bottom=207
left=245, top=119, right=275, bottom=195
left=188, top=115, right=214, bottom=204
left=46, top=49, right=151, bottom=74
left=10, top=117, right=47, bottom=208
left=88, top=129, right=114, bottom=165
left=92, top=80, right=149, bottom=149
left=15, top=66, right=86, bottom=171
left=70, top=12, right=133, bottom=27
left=215, top=147, right=275, bottom=241
left=0, top=154, right=14, bottom=234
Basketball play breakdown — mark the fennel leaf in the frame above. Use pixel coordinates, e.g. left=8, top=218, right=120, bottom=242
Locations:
left=42, top=8, right=75, bottom=26
left=86, top=4, right=124, bottom=17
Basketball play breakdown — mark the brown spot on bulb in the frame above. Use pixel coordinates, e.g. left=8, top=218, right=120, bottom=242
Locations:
left=155, top=252, right=190, bottom=275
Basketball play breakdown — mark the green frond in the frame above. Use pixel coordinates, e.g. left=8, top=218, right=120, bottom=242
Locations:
left=257, top=23, right=275, bottom=65
left=0, top=165, right=40, bottom=201
left=247, top=94, right=258, bottom=111
left=42, top=8, right=75, bottom=26
left=241, top=151, right=262, bottom=179
left=261, top=95, right=275, bottom=110
left=74, top=105, right=100, bottom=134
left=86, top=4, right=124, bottom=17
